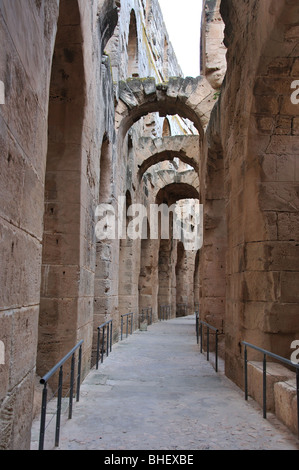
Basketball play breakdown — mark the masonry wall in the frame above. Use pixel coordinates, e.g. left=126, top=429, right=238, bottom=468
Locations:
left=202, top=0, right=299, bottom=387
left=0, top=0, right=60, bottom=449
left=0, top=0, right=201, bottom=449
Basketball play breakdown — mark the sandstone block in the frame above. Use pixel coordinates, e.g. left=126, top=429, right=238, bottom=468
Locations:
left=247, top=361, right=295, bottom=412
left=274, top=379, right=298, bottom=435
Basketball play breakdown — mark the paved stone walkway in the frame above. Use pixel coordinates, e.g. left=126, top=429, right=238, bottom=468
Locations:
left=31, top=316, right=299, bottom=451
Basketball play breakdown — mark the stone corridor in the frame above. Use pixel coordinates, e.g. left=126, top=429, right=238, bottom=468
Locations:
left=2, top=0, right=299, bottom=450
left=31, top=316, right=299, bottom=451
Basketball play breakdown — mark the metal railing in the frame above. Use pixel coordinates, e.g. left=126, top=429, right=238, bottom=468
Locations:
left=96, top=319, right=113, bottom=369
left=195, top=312, right=200, bottom=344
left=120, top=312, right=133, bottom=340
left=140, top=307, right=153, bottom=326
left=199, top=320, right=219, bottom=372
left=242, top=341, right=299, bottom=438
left=159, top=305, right=171, bottom=321
left=38, top=340, right=83, bottom=450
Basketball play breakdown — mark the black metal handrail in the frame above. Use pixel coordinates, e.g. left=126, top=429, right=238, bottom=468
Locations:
left=121, top=312, right=133, bottom=340
left=140, top=307, right=153, bottom=326
left=242, top=341, right=299, bottom=438
left=195, top=312, right=200, bottom=344
left=199, top=320, right=219, bottom=372
left=39, top=340, right=83, bottom=450
left=159, top=305, right=171, bottom=321
left=96, top=319, right=113, bottom=369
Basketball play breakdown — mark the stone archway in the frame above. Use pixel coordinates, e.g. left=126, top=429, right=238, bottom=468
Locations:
left=154, top=183, right=200, bottom=319
left=115, top=76, right=214, bottom=141
left=37, top=0, right=86, bottom=378
left=136, top=135, right=200, bottom=178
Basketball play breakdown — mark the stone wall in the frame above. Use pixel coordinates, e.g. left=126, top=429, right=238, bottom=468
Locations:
left=202, top=0, right=299, bottom=403
left=1, top=0, right=298, bottom=449
left=0, top=0, right=202, bottom=449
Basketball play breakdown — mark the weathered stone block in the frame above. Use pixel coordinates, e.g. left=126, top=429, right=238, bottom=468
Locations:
left=281, top=272, right=299, bottom=302
left=274, top=379, right=298, bottom=435
left=247, top=362, right=295, bottom=412
left=8, top=307, right=38, bottom=399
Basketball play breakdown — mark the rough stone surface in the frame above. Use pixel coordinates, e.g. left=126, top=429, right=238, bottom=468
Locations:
left=1, top=0, right=299, bottom=449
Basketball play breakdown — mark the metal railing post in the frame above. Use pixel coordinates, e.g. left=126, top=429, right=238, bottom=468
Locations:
left=76, top=344, right=82, bottom=402
left=107, top=323, right=110, bottom=357
left=68, top=353, right=75, bottom=420
left=215, top=330, right=218, bottom=372
left=101, top=325, right=105, bottom=363
left=199, top=321, right=219, bottom=372
left=55, top=366, right=63, bottom=448
left=39, top=384, right=48, bottom=451
left=96, top=328, right=100, bottom=370
left=244, top=344, right=248, bottom=401
left=207, top=327, right=209, bottom=362
left=263, top=354, right=267, bottom=419
left=110, top=320, right=113, bottom=352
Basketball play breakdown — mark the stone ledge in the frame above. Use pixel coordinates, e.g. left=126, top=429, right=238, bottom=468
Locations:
left=275, top=379, right=298, bottom=436
left=248, top=361, right=297, bottom=435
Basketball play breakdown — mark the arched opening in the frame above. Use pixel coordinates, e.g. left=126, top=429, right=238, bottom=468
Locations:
left=116, top=75, right=214, bottom=144
left=162, top=118, right=171, bottom=137
left=99, top=135, right=112, bottom=205
left=92, top=135, right=114, bottom=365
left=138, top=220, right=159, bottom=321
left=128, top=10, right=139, bottom=78
left=176, top=241, right=186, bottom=316
left=200, top=145, right=226, bottom=357
left=138, top=151, right=199, bottom=180
left=118, top=190, right=139, bottom=325
left=155, top=184, right=200, bottom=320
left=37, top=0, right=86, bottom=377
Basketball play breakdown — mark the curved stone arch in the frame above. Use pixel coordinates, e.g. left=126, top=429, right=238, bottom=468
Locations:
left=115, top=76, right=214, bottom=141
left=155, top=181, right=200, bottom=205
left=152, top=171, right=199, bottom=202
left=136, top=135, right=200, bottom=178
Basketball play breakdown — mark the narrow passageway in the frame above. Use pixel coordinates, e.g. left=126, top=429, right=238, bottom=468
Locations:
left=32, top=316, right=299, bottom=451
